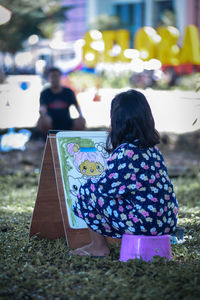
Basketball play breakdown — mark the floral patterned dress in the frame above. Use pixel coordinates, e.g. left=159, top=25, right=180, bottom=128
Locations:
left=72, top=142, right=178, bottom=238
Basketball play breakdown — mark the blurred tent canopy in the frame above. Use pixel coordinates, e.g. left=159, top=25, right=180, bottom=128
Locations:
left=0, top=0, right=72, bottom=53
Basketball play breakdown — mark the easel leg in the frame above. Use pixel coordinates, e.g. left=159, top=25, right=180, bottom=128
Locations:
left=29, top=137, right=65, bottom=239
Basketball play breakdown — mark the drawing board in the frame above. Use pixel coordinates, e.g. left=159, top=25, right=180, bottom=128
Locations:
left=56, top=131, right=109, bottom=229
left=30, top=131, right=120, bottom=249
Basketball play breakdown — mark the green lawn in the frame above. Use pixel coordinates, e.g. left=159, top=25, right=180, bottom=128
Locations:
left=0, top=171, right=200, bottom=300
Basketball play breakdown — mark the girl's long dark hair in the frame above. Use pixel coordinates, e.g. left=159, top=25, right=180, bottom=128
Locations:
left=106, top=89, right=160, bottom=153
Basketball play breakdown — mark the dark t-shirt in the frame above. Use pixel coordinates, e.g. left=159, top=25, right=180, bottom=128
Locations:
left=40, top=87, right=77, bottom=130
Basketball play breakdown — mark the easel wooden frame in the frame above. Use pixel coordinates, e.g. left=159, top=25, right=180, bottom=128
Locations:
left=30, top=132, right=120, bottom=249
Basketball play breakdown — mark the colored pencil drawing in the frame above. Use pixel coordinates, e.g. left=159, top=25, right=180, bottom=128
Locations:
left=56, top=131, right=108, bottom=229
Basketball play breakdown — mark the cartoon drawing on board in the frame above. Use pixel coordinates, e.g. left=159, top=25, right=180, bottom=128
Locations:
left=68, top=176, right=82, bottom=197
left=56, top=132, right=108, bottom=229
left=67, top=143, right=107, bottom=178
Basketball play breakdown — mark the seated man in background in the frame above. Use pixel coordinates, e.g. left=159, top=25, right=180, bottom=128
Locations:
left=38, top=67, right=85, bottom=135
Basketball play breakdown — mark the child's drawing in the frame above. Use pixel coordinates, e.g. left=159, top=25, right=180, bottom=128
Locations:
left=56, top=131, right=108, bottom=229
left=67, top=143, right=107, bottom=177
left=68, top=176, right=83, bottom=197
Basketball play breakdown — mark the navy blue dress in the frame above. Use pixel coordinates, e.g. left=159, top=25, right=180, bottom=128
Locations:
left=72, top=143, right=178, bottom=238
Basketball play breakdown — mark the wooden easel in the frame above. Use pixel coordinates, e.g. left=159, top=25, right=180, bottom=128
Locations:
left=30, top=132, right=120, bottom=249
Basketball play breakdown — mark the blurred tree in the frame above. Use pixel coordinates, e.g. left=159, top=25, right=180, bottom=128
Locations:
left=160, top=9, right=176, bottom=27
left=89, top=14, right=123, bottom=31
left=0, top=0, right=72, bottom=53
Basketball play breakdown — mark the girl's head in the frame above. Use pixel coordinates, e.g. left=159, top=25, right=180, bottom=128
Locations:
left=106, top=89, right=160, bottom=152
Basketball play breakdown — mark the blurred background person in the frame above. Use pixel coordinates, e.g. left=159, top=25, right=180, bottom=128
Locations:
left=37, top=67, right=85, bottom=136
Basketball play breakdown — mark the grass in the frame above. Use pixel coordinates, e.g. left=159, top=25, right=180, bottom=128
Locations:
left=0, top=171, right=200, bottom=300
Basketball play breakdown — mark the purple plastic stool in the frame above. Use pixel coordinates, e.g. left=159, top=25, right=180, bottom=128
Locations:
left=119, top=234, right=171, bottom=262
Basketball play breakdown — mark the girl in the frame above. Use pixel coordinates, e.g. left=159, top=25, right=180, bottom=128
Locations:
left=70, top=89, right=178, bottom=257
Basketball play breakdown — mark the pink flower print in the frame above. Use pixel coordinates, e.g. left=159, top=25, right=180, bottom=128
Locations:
left=127, top=150, right=134, bottom=158
left=108, top=173, right=115, bottom=179
left=151, top=197, right=158, bottom=202
left=90, top=184, right=95, bottom=192
left=173, top=207, right=178, bottom=215
left=155, top=172, right=160, bottom=178
left=133, top=217, right=140, bottom=223
left=131, top=174, right=136, bottom=181
left=128, top=205, right=133, bottom=209
left=165, top=194, right=170, bottom=200
left=78, top=212, right=83, bottom=218
left=128, top=212, right=134, bottom=219
left=164, top=227, right=170, bottom=233
left=77, top=193, right=81, bottom=199
left=141, top=211, right=149, bottom=217
left=141, top=162, right=149, bottom=169
left=119, top=205, right=124, bottom=212
left=157, top=211, right=163, bottom=217
left=151, top=230, right=157, bottom=235
left=149, top=178, right=155, bottom=184
left=164, top=206, right=168, bottom=212
left=109, top=155, right=114, bottom=161
left=104, top=224, right=111, bottom=230
left=155, top=161, right=160, bottom=168
left=89, top=213, right=95, bottom=218
left=136, top=182, right=142, bottom=189
left=119, top=185, right=126, bottom=191
left=98, top=198, right=104, bottom=207
left=150, top=228, right=157, bottom=235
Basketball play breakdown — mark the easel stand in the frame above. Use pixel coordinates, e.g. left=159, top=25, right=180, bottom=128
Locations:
left=30, top=133, right=119, bottom=249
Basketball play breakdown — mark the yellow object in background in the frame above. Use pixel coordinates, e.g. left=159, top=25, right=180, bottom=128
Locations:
left=115, top=30, right=131, bottom=62
left=134, top=27, right=161, bottom=60
left=82, top=25, right=200, bottom=67
left=157, top=26, right=180, bottom=65
left=180, top=25, right=200, bottom=64
left=102, top=30, right=116, bottom=62
left=82, top=31, right=99, bottom=68
left=102, top=30, right=130, bottom=62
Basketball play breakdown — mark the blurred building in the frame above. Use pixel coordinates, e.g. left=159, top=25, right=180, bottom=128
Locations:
left=62, top=0, right=199, bottom=43
left=62, top=0, right=87, bottom=41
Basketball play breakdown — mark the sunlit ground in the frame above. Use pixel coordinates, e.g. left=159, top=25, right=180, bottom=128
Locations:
left=0, top=75, right=200, bottom=133
left=76, top=88, right=200, bottom=133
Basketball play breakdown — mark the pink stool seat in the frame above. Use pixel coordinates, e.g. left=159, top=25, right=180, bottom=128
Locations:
left=119, top=234, right=171, bottom=262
